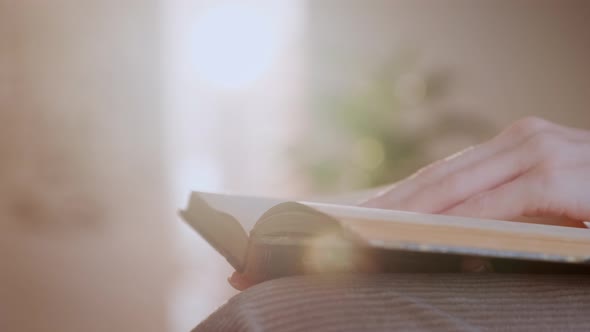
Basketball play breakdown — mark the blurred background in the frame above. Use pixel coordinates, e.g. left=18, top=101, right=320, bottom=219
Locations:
left=2, top=0, right=590, bottom=331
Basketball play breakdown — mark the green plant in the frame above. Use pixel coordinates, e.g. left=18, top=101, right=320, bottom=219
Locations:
left=291, top=56, right=492, bottom=193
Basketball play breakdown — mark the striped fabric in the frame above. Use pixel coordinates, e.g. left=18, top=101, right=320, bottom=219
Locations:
left=195, top=274, right=590, bottom=331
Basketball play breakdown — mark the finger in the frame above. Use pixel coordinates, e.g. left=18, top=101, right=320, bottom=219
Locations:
left=361, top=144, right=504, bottom=209
left=445, top=157, right=590, bottom=223
left=361, top=117, right=552, bottom=209
left=393, top=123, right=585, bottom=214
left=512, top=216, right=587, bottom=228
left=552, top=121, right=590, bottom=141
left=228, top=272, right=256, bottom=291
left=397, top=132, right=562, bottom=213
left=441, top=174, right=537, bottom=220
left=400, top=149, right=528, bottom=213
left=525, top=163, right=590, bottom=222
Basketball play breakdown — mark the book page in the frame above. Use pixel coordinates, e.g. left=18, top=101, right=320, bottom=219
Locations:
left=197, top=192, right=285, bottom=230
left=180, top=193, right=260, bottom=271
left=184, top=192, right=590, bottom=267
left=301, top=201, right=590, bottom=263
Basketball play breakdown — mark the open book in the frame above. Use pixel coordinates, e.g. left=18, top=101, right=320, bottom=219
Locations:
left=180, top=191, right=590, bottom=283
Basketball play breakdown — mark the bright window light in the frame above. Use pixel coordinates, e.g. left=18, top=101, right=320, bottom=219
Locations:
left=191, top=3, right=286, bottom=90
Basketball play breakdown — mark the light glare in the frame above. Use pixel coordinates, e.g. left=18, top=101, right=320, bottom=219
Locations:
left=192, top=4, right=285, bottom=90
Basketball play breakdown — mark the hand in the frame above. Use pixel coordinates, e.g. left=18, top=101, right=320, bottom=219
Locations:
left=362, top=117, right=590, bottom=225
left=229, top=117, right=590, bottom=288
left=362, top=117, right=590, bottom=272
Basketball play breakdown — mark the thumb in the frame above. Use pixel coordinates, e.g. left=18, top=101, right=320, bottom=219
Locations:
left=228, top=272, right=256, bottom=291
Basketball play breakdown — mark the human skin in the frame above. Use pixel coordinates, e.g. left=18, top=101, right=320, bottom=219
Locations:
left=230, top=117, right=590, bottom=289
left=362, top=117, right=590, bottom=225
left=361, top=117, right=590, bottom=273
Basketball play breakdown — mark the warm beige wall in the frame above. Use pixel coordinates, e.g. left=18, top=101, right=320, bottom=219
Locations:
left=308, top=0, right=590, bottom=132
left=0, top=1, right=174, bottom=331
